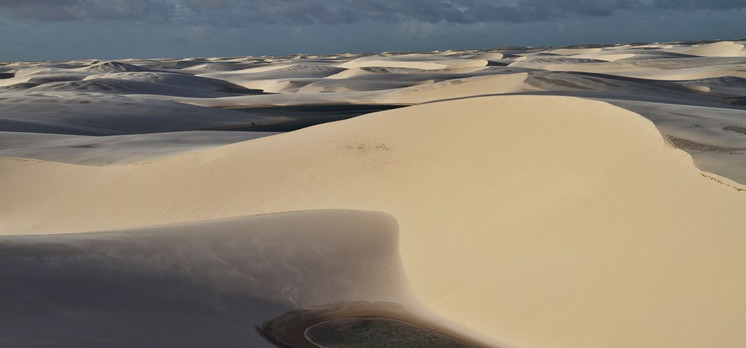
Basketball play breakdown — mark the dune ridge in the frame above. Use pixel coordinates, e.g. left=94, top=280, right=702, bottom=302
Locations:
left=682, top=41, right=746, bottom=57
left=0, top=130, right=277, bottom=165
left=2, top=40, right=746, bottom=347
left=2, top=95, right=746, bottom=347
left=4, top=41, right=744, bottom=184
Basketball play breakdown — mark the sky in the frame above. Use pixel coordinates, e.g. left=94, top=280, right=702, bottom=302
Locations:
left=0, top=0, right=744, bottom=61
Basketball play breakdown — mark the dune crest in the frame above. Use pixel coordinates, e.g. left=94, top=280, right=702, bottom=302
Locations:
left=339, top=58, right=448, bottom=70
left=4, top=41, right=744, bottom=183
left=378, top=72, right=532, bottom=103
left=682, top=41, right=746, bottom=57
left=2, top=95, right=746, bottom=347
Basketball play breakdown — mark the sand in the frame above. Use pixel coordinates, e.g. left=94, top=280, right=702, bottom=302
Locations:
left=0, top=130, right=277, bottom=165
left=2, top=40, right=746, bottom=347
left=0, top=210, right=410, bottom=347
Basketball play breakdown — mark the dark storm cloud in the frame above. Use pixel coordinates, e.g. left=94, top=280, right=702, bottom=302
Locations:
left=180, top=0, right=619, bottom=25
left=0, top=0, right=175, bottom=21
left=1, top=0, right=744, bottom=24
left=182, top=0, right=360, bottom=25
left=652, top=0, right=746, bottom=11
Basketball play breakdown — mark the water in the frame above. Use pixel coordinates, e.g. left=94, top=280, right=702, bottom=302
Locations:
left=305, top=317, right=477, bottom=348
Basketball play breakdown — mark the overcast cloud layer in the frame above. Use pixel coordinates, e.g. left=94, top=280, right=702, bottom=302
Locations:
left=0, top=0, right=744, bottom=60
left=3, top=0, right=746, bottom=24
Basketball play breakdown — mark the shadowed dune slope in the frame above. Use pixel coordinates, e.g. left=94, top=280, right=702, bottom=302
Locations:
left=0, top=131, right=277, bottom=165
left=0, top=210, right=408, bottom=348
left=2, top=95, right=746, bottom=347
left=0, top=92, right=275, bottom=136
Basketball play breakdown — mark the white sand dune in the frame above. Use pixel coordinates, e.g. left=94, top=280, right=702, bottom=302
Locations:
left=606, top=100, right=746, bottom=183
left=508, top=56, right=653, bottom=74
left=0, top=210, right=411, bottom=347
left=200, top=64, right=346, bottom=82
left=0, top=130, right=276, bottom=165
left=173, top=91, right=382, bottom=108
left=612, top=66, right=746, bottom=81
left=28, top=72, right=254, bottom=98
left=297, top=78, right=429, bottom=93
left=3, top=40, right=746, bottom=347
left=567, top=53, right=636, bottom=62
left=325, top=67, right=376, bottom=79
left=0, top=68, right=89, bottom=88
left=2, top=95, right=746, bottom=347
left=339, top=57, right=460, bottom=70
left=549, top=47, right=603, bottom=55
left=378, top=72, right=532, bottom=104
left=198, top=64, right=348, bottom=94
left=3, top=41, right=744, bottom=192
left=82, top=71, right=250, bottom=88
left=180, top=61, right=266, bottom=74
left=473, top=52, right=504, bottom=60
left=677, top=76, right=746, bottom=97
left=170, top=69, right=530, bottom=107
left=79, top=60, right=153, bottom=73
left=0, top=92, right=276, bottom=135
left=509, top=50, right=746, bottom=80
left=681, top=41, right=746, bottom=57
left=6, top=42, right=744, bottom=178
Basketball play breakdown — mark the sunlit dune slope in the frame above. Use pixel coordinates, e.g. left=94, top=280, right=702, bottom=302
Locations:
left=2, top=95, right=746, bottom=347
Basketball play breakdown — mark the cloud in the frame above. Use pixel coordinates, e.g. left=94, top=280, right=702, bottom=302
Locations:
left=180, top=1, right=359, bottom=25
left=652, top=0, right=746, bottom=11
left=0, top=0, right=175, bottom=22
left=1, top=0, right=744, bottom=24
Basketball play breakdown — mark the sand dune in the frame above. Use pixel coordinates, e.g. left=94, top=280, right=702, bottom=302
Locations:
left=28, top=74, right=257, bottom=98
left=473, top=52, right=504, bottom=60
left=338, top=55, right=489, bottom=71
left=339, top=58, right=449, bottom=70
left=325, top=67, right=376, bottom=79
left=2, top=40, right=746, bottom=347
left=614, top=65, right=746, bottom=80
left=2, top=95, right=746, bottom=347
left=201, top=64, right=346, bottom=82
left=80, top=60, right=153, bottom=73
left=605, top=100, right=746, bottom=183
left=0, top=69, right=89, bottom=88
left=0, top=92, right=277, bottom=135
left=0, top=210, right=411, bottom=347
left=378, top=72, right=532, bottom=103
left=0, top=130, right=276, bottom=165
left=681, top=41, right=746, bottom=57
left=509, top=47, right=746, bottom=80
left=297, top=78, right=429, bottom=93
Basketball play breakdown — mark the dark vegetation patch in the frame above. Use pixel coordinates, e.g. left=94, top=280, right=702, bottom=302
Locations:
left=724, top=126, right=746, bottom=135
left=306, top=317, right=476, bottom=348
left=665, top=135, right=745, bottom=152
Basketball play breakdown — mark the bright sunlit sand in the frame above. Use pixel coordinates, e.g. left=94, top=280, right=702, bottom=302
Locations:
left=2, top=39, right=746, bottom=348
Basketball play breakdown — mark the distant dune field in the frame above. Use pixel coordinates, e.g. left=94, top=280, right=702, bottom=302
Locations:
left=1, top=40, right=746, bottom=347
